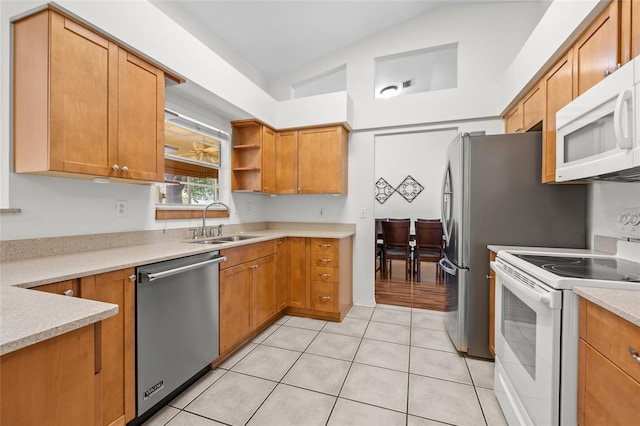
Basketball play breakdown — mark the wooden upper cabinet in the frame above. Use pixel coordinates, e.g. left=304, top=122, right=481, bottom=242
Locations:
left=620, top=0, right=640, bottom=64
left=542, top=50, right=574, bottom=183
left=573, top=0, right=620, bottom=97
left=504, top=83, right=544, bottom=134
left=297, top=125, right=349, bottom=194
left=504, top=104, right=523, bottom=134
left=275, top=130, right=299, bottom=194
left=13, top=8, right=166, bottom=182
left=231, top=119, right=276, bottom=193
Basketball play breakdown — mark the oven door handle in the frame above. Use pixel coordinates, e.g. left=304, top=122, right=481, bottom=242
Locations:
left=491, top=261, right=561, bottom=309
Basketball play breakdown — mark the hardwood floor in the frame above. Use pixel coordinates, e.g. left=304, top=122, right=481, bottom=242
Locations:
left=375, top=259, right=450, bottom=311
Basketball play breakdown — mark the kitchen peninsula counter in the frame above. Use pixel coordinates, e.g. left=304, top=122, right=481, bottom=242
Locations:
left=0, top=224, right=355, bottom=355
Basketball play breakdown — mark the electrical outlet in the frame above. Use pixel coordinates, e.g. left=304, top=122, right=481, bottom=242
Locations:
left=115, top=200, right=127, bottom=217
left=246, top=202, right=252, bottom=213
left=319, top=207, right=325, bottom=217
left=360, top=208, right=367, bottom=218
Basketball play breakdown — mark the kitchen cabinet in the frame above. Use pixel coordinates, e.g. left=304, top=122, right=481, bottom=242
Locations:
left=488, top=250, right=496, bottom=357
left=276, top=238, right=290, bottom=311
left=230, top=119, right=277, bottom=193
left=32, top=269, right=136, bottom=425
left=13, top=8, right=168, bottom=183
left=297, top=126, right=349, bottom=194
left=621, top=0, right=640, bottom=64
left=80, top=268, right=136, bottom=426
left=541, top=51, right=574, bottom=183
left=578, top=297, right=640, bottom=425
left=285, top=237, right=353, bottom=321
left=572, top=0, right=619, bottom=98
left=275, top=130, right=299, bottom=194
left=233, top=122, right=349, bottom=194
left=219, top=241, right=278, bottom=354
left=0, top=324, right=99, bottom=426
left=504, top=83, right=544, bottom=134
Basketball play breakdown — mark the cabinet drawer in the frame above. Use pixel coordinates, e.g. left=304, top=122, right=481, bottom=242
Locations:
left=311, top=252, right=339, bottom=268
left=220, top=240, right=277, bottom=269
left=311, top=266, right=339, bottom=283
left=310, top=281, right=338, bottom=313
left=310, top=238, right=338, bottom=253
left=583, top=300, right=640, bottom=383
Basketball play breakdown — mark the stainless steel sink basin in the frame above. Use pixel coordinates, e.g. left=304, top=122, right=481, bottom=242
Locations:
left=185, top=235, right=259, bottom=244
left=215, top=235, right=259, bottom=242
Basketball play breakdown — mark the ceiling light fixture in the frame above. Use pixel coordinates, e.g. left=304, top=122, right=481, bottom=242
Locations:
left=380, top=85, right=398, bottom=98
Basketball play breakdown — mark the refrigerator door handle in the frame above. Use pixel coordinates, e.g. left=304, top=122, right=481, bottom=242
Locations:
left=441, top=167, right=452, bottom=244
left=439, top=257, right=457, bottom=275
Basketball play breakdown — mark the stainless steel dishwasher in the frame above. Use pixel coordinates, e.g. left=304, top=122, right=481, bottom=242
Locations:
left=135, top=251, right=226, bottom=422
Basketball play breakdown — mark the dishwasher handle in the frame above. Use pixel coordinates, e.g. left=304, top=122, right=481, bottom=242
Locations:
left=140, top=256, right=227, bottom=283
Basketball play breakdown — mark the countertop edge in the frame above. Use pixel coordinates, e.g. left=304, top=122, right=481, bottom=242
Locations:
left=573, top=286, right=640, bottom=327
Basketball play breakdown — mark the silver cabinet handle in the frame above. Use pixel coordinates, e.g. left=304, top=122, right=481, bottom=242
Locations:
left=318, top=258, right=331, bottom=264
left=112, top=164, right=119, bottom=171
left=319, top=296, right=332, bottom=301
left=63, top=289, right=74, bottom=297
left=319, top=244, right=332, bottom=248
left=122, top=166, right=128, bottom=172
left=319, top=273, right=332, bottom=278
left=251, top=264, right=259, bottom=269
left=129, top=275, right=136, bottom=282
left=628, top=346, right=640, bottom=363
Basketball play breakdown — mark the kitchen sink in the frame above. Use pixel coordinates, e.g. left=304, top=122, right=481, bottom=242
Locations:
left=185, top=235, right=259, bottom=244
left=215, top=235, right=259, bottom=242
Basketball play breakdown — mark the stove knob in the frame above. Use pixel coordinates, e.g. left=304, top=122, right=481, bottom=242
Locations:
left=630, top=213, right=640, bottom=226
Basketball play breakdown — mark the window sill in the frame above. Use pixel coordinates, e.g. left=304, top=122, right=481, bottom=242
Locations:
left=155, top=206, right=230, bottom=220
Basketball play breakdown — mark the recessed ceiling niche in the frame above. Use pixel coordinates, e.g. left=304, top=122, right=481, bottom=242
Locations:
left=293, top=64, right=347, bottom=99
left=374, top=43, right=458, bottom=99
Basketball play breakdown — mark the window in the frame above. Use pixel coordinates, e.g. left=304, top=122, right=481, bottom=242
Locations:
left=156, top=110, right=229, bottom=218
left=374, top=43, right=458, bottom=99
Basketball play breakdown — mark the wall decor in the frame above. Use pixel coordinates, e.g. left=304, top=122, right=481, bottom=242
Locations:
left=374, top=177, right=395, bottom=204
left=396, top=175, right=424, bottom=203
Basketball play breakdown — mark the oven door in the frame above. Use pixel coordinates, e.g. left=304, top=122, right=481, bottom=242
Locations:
left=491, top=260, right=563, bottom=426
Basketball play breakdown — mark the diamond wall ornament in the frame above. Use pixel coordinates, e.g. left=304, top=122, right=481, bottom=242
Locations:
left=374, top=177, right=395, bottom=204
left=396, top=175, right=424, bottom=203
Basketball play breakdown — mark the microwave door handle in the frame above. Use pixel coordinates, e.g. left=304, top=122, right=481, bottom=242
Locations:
left=491, top=261, right=560, bottom=309
left=613, top=88, right=634, bottom=149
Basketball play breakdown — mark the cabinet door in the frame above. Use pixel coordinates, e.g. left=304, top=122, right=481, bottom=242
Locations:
left=521, top=82, right=544, bottom=131
left=220, top=263, right=252, bottom=353
left=573, top=1, right=619, bottom=97
left=49, top=12, right=118, bottom=177
left=275, top=130, right=299, bottom=194
left=542, top=51, right=574, bottom=183
left=251, top=254, right=277, bottom=328
left=504, top=104, right=522, bottom=134
left=80, top=268, right=135, bottom=425
left=579, top=340, right=640, bottom=425
left=288, top=237, right=308, bottom=308
left=276, top=238, right=290, bottom=311
left=297, top=126, right=347, bottom=194
left=33, top=279, right=79, bottom=297
left=0, top=325, right=98, bottom=426
left=262, top=127, right=277, bottom=193
left=117, top=49, right=164, bottom=181
left=620, top=0, right=640, bottom=63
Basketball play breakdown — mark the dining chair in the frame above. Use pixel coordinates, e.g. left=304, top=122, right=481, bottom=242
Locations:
left=375, top=218, right=387, bottom=275
left=381, top=219, right=412, bottom=280
left=414, top=219, right=444, bottom=281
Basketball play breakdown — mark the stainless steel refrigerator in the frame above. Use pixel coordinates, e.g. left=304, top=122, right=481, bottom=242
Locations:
left=439, top=131, right=586, bottom=359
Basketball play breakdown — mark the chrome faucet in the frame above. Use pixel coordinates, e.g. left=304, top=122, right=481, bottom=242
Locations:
left=201, top=201, right=230, bottom=237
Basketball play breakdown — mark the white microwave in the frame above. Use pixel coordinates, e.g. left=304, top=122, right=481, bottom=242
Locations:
left=556, top=57, right=640, bottom=182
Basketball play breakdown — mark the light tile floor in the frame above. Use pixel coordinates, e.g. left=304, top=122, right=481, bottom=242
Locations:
left=144, top=304, right=507, bottom=426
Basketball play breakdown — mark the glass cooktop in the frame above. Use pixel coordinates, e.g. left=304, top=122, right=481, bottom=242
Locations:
left=513, top=254, right=640, bottom=283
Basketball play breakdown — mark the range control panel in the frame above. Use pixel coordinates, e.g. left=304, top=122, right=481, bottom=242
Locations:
left=617, top=207, right=640, bottom=240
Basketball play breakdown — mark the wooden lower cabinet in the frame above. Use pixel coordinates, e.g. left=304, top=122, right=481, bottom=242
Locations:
left=219, top=241, right=278, bottom=354
left=0, top=324, right=99, bottom=426
left=285, top=237, right=353, bottom=321
left=32, top=269, right=136, bottom=426
left=578, top=297, right=640, bottom=425
left=276, top=238, right=289, bottom=311
left=80, top=268, right=136, bottom=426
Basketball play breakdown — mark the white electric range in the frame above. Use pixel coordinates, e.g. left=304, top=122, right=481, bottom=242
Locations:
left=491, top=248, right=640, bottom=426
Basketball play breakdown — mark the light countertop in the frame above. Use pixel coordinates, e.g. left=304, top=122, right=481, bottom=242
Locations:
left=0, top=228, right=354, bottom=356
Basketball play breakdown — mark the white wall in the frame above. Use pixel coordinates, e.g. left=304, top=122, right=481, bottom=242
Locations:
left=374, top=129, right=458, bottom=226
left=588, top=182, right=640, bottom=247
left=269, top=1, right=548, bottom=129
